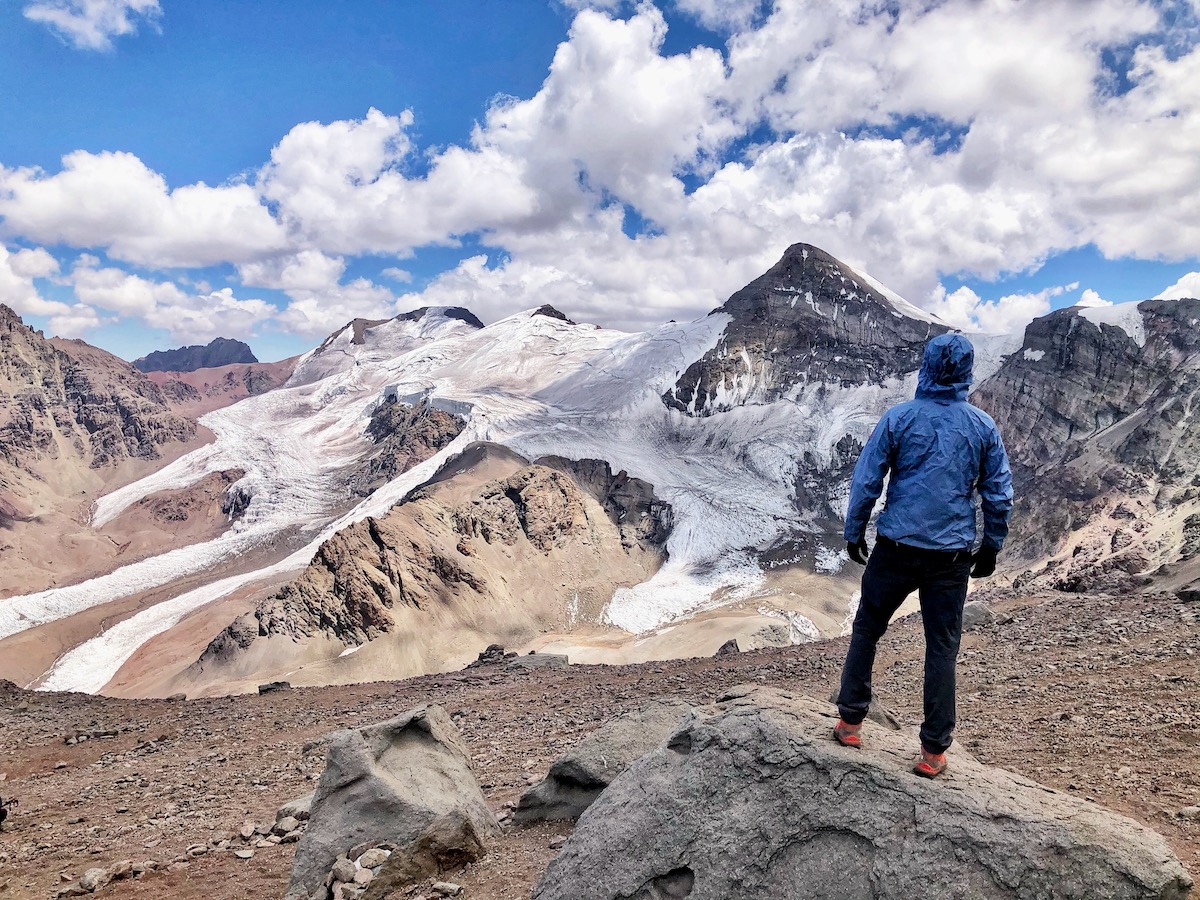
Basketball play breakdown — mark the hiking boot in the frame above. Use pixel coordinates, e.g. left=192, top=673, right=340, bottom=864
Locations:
left=833, top=720, right=863, bottom=749
left=913, top=746, right=947, bottom=778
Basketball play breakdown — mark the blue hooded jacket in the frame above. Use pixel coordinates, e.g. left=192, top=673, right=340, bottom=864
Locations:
left=843, top=333, right=1013, bottom=552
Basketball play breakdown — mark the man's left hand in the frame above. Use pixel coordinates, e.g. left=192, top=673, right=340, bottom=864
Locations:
left=971, top=545, right=998, bottom=578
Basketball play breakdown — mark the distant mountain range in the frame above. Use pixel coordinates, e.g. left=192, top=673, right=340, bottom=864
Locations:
left=1, top=244, right=1197, bottom=699
left=133, top=337, right=258, bottom=373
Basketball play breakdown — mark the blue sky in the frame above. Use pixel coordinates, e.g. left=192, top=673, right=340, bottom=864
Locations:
left=1, top=0, right=1198, bottom=361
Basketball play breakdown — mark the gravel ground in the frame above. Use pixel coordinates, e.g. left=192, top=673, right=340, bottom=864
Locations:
left=0, top=588, right=1196, bottom=899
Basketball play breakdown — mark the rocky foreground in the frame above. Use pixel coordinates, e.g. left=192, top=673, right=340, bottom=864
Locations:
left=0, top=587, right=1196, bottom=899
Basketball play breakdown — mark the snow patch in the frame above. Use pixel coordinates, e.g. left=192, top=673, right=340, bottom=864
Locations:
left=1023, top=348, right=1046, bottom=362
left=1079, top=302, right=1147, bottom=347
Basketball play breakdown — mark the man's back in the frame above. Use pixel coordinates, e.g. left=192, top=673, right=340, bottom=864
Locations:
left=843, top=333, right=1012, bottom=553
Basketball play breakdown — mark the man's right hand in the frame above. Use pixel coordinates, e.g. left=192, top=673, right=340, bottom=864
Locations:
left=847, top=539, right=870, bottom=566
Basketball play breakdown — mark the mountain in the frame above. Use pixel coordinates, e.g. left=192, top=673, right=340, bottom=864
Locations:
left=133, top=337, right=258, bottom=373
left=4, top=249, right=1198, bottom=700
left=665, top=243, right=947, bottom=415
left=0, top=304, right=200, bottom=596
left=974, top=297, right=1200, bottom=594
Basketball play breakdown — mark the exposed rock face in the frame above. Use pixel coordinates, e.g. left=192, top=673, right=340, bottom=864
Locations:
left=348, top=399, right=465, bottom=496
left=535, top=456, right=673, bottom=548
left=665, top=243, right=947, bottom=415
left=514, top=700, right=694, bottom=825
left=133, top=337, right=258, bottom=373
left=195, top=454, right=671, bottom=679
left=534, top=686, right=1192, bottom=900
left=284, top=705, right=500, bottom=900
left=973, top=298, right=1200, bottom=592
left=0, top=305, right=194, bottom=478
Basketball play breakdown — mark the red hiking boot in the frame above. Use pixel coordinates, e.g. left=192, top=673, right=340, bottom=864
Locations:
left=913, top=746, right=947, bottom=778
left=833, top=720, right=863, bottom=749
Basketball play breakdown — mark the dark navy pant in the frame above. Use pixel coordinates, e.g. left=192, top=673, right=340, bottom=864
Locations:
left=837, top=535, right=972, bottom=753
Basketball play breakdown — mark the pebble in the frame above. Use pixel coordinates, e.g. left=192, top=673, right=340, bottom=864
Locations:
left=432, top=882, right=463, bottom=897
left=1177, top=806, right=1200, bottom=819
left=550, top=835, right=568, bottom=849
left=234, top=849, right=255, bottom=860
left=79, top=868, right=108, bottom=891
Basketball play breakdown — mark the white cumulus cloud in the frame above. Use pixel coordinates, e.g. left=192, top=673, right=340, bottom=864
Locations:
left=23, top=0, right=161, bottom=51
left=1155, top=271, right=1200, bottom=300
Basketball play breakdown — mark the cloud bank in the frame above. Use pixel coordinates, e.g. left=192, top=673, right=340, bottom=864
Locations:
left=23, top=0, right=160, bottom=51
left=3, top=0, right=1199, bottom=342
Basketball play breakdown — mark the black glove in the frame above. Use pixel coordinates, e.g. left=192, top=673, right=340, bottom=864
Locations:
left=847, top=539, right=870, bottom=566
left=971, top=545, right=998, bottom=578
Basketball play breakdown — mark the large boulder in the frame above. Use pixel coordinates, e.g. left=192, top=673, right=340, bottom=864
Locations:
left=534, top=687, right=1193, bottom=900
left=514, top=700, right=694, bottom=825
left=285, top=705, right=501, bottom=900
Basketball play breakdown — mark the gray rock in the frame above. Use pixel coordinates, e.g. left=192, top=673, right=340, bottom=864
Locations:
left=507, top=653, right=569, bottom=670
left=331, top=857, right=356, bottom=884
left=274, top=815, right=302, bottom=836
left=714, top=639, right=740, bottom=657
left=258, top=680, right=291, bottom=694
left=514, top=700, right=694, bottom=825
left=356, top=848, right=390, bottom=869
left=78, top=868, right=109, bottom=892
left=285, top=705, right=500, bottom=900
left=962, top=600, right=998, bottom=630
left=825, top=686, right=903, bottom=731
left=534, top=687, right=1193, bottom=900
left=432, top=883, right=462, bottom=897
left=277, top=792, right=315, bottom=823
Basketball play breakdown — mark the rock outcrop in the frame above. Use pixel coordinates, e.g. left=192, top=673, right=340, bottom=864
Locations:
left=0, top=306, right=194, bottom=476
left=664, top=243, right=947, bottom=416
left=348, top=399, right=465, bottom=496
left=285, top=705, right=500, bottom=900
left=534, top=686, right=1192, bottom=900
left=133, top=337, right=258, bottom=373
left=190, top=449, right=670, bottom=689
left=514, top=700, right=694, bottom=825
left=973, top=297, right=1200, bottom=592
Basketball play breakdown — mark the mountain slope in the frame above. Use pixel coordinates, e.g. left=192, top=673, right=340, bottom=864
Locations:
left=974, top=297, right=1200, bottom=593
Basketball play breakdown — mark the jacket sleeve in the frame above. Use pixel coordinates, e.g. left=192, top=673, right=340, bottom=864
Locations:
left=978, top=426, right=1014, bottom=550
left=843, top=414, right=893, bottom=543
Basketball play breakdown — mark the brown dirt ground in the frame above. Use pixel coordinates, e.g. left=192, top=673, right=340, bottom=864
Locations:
left=0, top=588, right=1196, bottom=900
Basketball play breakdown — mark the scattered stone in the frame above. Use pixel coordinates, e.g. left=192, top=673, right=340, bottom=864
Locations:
left=238, top=822, right=256, bottom=840
left=532, top=687, right=1194, bottom=900
left=274, top=815, right=302, bottom=836
left=465, top=643, right=517, bottom=669
left=714, top=639, right=740, bottom=657
left=258, top=681, right=292, bottom=695
left=549, top=836, right=568, bottom=850
left=961, top=600, right=998, bottom=630
left=54, top=761, right=68, bottom=770
left=432, top=883, right=463, bottom=897
left=277, top=792, right=315, bottom=823
left=506, top=653, right=568, bottom=671
left=165, top=693, right=186, bottom=702
left=514, top=699, right=694, bottom=825
left=356, top=848, right=390, bottom=869
left=353, top=868, right=374, bottom=886
left=281, top=829, right=303, bottom=844
left=78, top=868, right=109, bottom=892
left=284, top=705, right=501, bottom=900
left=234, top=850, right=255, bottom=860
left=331, top=856, right=356, bottom=884
left=1177, top=806, right=1200, bottom=819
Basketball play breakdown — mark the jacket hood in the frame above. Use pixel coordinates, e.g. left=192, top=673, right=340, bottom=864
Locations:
left=916, top=333, right=974, bottom=401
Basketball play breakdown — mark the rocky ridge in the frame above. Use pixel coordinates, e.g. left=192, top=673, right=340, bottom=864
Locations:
left=974, top=297, right=1200, bottom=593
left=133, top=338, right=258, bottom=374
left=189, top=448, right=670, bottom=691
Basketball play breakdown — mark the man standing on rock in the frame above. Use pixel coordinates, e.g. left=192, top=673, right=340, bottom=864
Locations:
left=834, top=332, right=1013, bottom=778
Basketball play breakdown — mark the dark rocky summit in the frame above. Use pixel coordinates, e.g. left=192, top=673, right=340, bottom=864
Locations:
left=348, top=399, right=466, bottom=497
left=665, top=243, right=947, bottom=415
left=133, top=337, right=258, bottom=373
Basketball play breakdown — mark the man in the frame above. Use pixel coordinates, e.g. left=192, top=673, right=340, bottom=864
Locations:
left=834, top=332, right=1012, bottom=778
